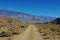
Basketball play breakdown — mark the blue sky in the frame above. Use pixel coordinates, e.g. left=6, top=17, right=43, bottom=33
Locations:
left=0, top=0, right=60, bottom=17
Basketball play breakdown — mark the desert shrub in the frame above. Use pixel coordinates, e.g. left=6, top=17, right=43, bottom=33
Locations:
left=0, top=25, right=4, bottom=27
left=42, top=33, right=47, bottom=36
left=50, top=27, right=60, bottom=33
left=12, top=31, right=20, bottom=35
left=21, top=26, right=25, bottom=28
left=56, top=29, right=60, bottom=32
left=0, top=31, right=12, bottom=37
left=7, top=19, right=12, bottom=23
left=50, top=28, right=56, bottom=32
left=8, top=25, right=20, bottom=35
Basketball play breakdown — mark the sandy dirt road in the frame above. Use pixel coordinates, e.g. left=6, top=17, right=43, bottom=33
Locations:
left=12, top=25, right=43, bottom=40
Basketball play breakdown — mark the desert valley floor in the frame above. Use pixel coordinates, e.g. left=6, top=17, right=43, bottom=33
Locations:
left=0, top=24, right=60, bottom=40
left=0, top=17, right=60, bottom=40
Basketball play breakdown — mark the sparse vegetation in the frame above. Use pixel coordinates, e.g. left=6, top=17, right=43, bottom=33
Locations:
left=0, top=17, right=60, bottom=40
left=0, top=17, right=29, bottom=37
left=34, top=23, right=60, bottom=40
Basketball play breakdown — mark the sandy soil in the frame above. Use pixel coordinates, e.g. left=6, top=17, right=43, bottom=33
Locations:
left=12, top=25, right=43, bottom=40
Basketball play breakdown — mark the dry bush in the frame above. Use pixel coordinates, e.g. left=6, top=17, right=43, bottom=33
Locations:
left=34, top=23, right=60, bottom=39
left=0, top=17, right=29, bottom=37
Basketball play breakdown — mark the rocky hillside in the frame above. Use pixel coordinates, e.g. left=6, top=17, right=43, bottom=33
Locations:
left=50, top=18, right=60, bottom=24
left=0, top=9, right=55, bottom=23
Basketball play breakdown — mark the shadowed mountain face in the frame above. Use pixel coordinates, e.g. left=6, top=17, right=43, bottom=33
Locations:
left=50, top=18, right=60, bottom=24
left=0, top=9, right=56, bottom=23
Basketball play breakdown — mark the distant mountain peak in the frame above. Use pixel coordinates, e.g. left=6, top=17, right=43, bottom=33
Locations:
left=0, top=9, right=56, bottom=23
left=50, top=18, right=60, bottom=24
